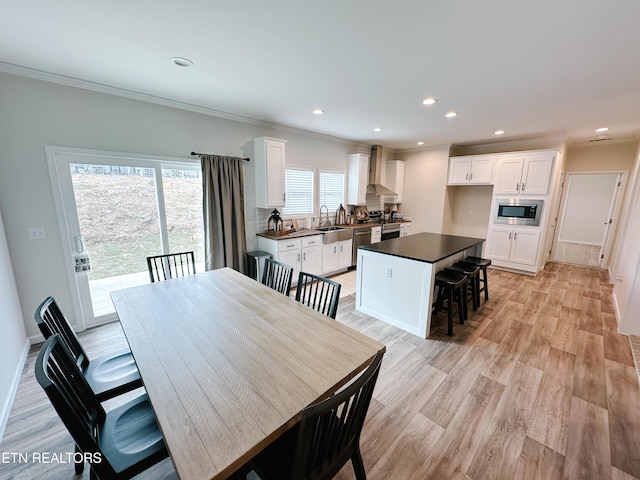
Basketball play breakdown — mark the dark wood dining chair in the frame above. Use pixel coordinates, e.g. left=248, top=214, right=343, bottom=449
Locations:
left=35, top=335, right=168, bottom=480
left=249, top=350, right=384, bottom=480
left=261, top=258, right=294, bottom=296
left=34, top=296, right=142, bottom=402
left=146, top=250, right=195, bottom=282
left=295, top=271, right=342, bottom=319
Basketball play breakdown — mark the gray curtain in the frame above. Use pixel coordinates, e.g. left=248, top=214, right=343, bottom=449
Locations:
left=201, top=155, right=247, bottom=272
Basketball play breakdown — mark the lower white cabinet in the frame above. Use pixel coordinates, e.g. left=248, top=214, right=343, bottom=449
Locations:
left=301, top=235, right=323, bottom=276
left=322, top=239, right=353, bottom=273
left=488, top=227, right=541, bottom=272
left=400, top=222, right=412, bottom=237
left=256, top=237, right=302, bottom=282
left=371, top=226, right=382, bottom=243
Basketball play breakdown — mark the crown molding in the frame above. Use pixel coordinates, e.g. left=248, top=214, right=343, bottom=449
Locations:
left=0, top=61, right=353, bottom=146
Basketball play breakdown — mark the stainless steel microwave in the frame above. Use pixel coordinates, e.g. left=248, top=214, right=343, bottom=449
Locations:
left=494, top=199, right=543, bottom=226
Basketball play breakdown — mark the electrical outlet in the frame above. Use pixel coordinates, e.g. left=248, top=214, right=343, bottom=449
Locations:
left=27, top=226, right=47, bottom=240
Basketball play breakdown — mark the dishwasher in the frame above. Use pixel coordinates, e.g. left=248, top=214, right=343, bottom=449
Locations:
left=352, top=226, right=371, bottom=267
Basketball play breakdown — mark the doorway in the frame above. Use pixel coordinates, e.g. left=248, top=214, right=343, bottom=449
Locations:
left=552, top=172, right=624, bottom=267
left=47, top=147, right=204, bottom=330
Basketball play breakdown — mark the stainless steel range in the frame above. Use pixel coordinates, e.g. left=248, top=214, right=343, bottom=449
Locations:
left=381, top=222, right=400, bottom=240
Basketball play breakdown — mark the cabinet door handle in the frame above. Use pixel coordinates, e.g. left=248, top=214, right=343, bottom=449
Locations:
left=509, top=232, right=512, bottom=240
left=470, top=172, right=473, bottom=181
left=521, top=183, right=525, bottom=191
left=516, top=182, right=520, bottom=191
left=334, top=246, right=337, bottom=254
left=303, top=253, right=306, bottom=261
left=297, top=253, right=300, bottom=262
left=514, top=232, right=518, bottom=240
left=466, top=173, right=469, bottom=181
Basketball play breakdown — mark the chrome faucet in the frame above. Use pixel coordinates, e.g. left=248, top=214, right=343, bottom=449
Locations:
left=319, top=205, right=331, bottom=227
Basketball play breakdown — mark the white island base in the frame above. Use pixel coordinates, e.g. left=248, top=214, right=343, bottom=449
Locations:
left=355, top=233, right=484, bottom=338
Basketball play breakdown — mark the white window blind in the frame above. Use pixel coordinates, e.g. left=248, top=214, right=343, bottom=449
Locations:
left=283, top=168, right=314, bottom=215
left=319, top=171, right=345, bottom=215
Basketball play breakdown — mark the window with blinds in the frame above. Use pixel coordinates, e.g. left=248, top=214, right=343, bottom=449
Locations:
left=283, top=168, right=314, bottom=215
left=319, top=171, right=345, bottom=214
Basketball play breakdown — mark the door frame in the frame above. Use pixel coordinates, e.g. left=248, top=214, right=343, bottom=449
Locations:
left=46, top=145, right=199, bottom=331
left=551, top=170, right=626, bottom=268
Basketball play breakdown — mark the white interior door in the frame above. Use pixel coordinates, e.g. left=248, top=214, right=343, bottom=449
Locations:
left=47, top=147, right=203, bottom=329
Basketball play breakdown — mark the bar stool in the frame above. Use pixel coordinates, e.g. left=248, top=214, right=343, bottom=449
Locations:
left=462, top=256, right=492, bottom=302
left=447, top=261, right=481, bottom=312
left=433, top=269, right=467, bottom=336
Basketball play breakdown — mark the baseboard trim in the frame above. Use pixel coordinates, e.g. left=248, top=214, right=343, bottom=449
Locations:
left=0, top=337, right=30, bottom=443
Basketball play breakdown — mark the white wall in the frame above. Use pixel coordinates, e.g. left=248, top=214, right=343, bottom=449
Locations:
left=613, top=145, right=640, bottom=334
left=397, top=146, right=451, bottom=234
left=0, top=208, right=29, bottom=442
left=0, top=72, right=356, bottom=340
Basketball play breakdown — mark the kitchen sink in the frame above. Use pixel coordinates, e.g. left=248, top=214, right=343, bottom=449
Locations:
left=316, top=226, right=353, bottom=243
left=317, top=226, right=343, bottom=231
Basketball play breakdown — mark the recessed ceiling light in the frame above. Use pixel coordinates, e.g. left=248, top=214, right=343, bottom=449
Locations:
left=445, top=111, right=458, bottom=118
left=373, top=127, right=383, bottom=132
left=171, top=57, right=194, bottom=68
left=313, top=109, right=324, bottom=115
left=422, top=98, right=437, bottom=105
left=596, top=127, right=609, bottom=133
left=417, top=141, right=424, bottom=145
left=495, top=130, right=505, bottom=135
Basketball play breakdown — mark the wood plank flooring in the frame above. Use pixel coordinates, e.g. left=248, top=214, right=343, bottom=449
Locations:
left=2, top=263, right=639, bottom=480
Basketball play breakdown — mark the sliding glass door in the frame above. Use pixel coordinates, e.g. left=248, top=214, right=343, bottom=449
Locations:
left=48, top=147, right=203, bottom=328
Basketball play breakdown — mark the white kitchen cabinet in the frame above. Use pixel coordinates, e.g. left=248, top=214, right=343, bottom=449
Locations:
left=448, top=155, right=494, bottom=185
left=347, top=154, right=369, bottom=205
left=254, top=137, right=286, bottom=208
left=400, top=222, right=412, bottom=237
left=322, top=239, right=353, bottom=273
left=256, top=236, right=301, bottom=281
left=338, top=239, right=353, bottom=269
left=487, top=226, right=541, bottom=271
left=301, top=235, right=323, bottom=275
left=371, top=226, right=381, bottom=243
left=385, top=160, right=405, bottom=203
left=494, top=151, right=554, bottom=195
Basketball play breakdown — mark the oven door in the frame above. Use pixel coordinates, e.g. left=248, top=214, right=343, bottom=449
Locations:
left=381, top=223, right=401, bottom=240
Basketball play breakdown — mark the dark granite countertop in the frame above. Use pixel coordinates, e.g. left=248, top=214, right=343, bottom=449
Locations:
left=359, top=232, right=485, bottom=263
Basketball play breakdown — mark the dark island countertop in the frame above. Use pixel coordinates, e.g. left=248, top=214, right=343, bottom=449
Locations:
left=359, top=232, right=485, bottom=264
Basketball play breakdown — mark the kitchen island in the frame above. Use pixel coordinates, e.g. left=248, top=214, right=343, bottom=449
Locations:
left=355, top=232, right=484, bottom=338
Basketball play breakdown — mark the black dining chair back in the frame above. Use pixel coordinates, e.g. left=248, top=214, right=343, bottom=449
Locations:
left=34, top=296, right=142, bottom=402
left=35, top=335, right=168, bottom=480
left=295, top=272, right=341, bottom=319
left=146, top=251, right=196, bottom=282
left=250, top=351, right=384, bottom=480
left=261, top=258, right=294, bottom=296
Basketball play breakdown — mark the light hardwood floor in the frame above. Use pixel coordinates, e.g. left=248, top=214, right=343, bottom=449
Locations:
left=2, top=263, right=639, bottom=480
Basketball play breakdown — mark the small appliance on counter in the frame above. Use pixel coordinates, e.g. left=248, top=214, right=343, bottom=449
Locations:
left=336, top=203, right=347, bottom=225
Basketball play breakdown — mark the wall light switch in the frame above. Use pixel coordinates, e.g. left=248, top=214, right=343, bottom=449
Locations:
left=27, top=226, right=47, bottom=240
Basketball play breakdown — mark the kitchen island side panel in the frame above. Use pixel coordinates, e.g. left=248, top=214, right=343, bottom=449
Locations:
left=356, top=249, right=433, bottom=337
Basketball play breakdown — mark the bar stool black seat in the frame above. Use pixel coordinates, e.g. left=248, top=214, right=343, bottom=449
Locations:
left=447, top=261, right=481, bottom=312
left=433, top=269, right=468, bottom=336
left=462, top=256, right=492, bottom=302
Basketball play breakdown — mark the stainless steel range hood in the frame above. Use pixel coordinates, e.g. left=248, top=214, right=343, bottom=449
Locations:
left=367, top=145, right=396, bottom=196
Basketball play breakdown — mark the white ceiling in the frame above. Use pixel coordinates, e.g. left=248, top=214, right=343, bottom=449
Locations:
left=1, top=0, right=639, bottom=150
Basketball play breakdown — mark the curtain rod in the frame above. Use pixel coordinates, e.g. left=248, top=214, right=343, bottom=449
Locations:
left=191, top=151, right=250, bottom=162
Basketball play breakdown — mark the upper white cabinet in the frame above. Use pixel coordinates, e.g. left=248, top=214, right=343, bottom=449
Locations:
left=385, top=160, right=405, bottom=203
left=494, top=151, right=554, bottom=195
left=254, top=137, right=286, bottom=208
left=448, top=155, right=494, bottom=185
left=347, top=154, right=369, bottom=205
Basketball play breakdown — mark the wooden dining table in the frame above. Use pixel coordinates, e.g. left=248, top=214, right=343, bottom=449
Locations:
left=110, top=267, right=385, bottom=480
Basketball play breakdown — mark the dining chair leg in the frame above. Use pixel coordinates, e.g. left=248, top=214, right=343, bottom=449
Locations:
left=74, top=443, right=84, bottom=474
left=447, top=287, right=454, bottom=336
left=352, top=446, right=367, bottom=480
